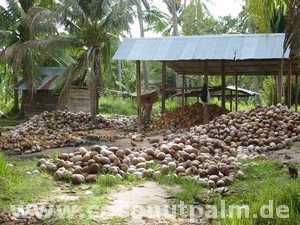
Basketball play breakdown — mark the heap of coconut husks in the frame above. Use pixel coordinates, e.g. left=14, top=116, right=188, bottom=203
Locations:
left=1, top=110, right=136, bottom=154
left=39, top=104, right=300, bottom=187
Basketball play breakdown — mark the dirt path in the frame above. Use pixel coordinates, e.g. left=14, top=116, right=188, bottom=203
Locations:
left=267, top=141, right=300, bottom=164
left=99, top=181, right=186, bottom=225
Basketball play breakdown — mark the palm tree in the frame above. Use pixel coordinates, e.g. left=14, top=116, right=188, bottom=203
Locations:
left=135, top=0, right=152, bottom=90
left=0, top=0, right=58, bottom=114
left=245, top=0, right=298, bottom=106
left=245, top=0, right=288, bottom=33
left=55, top=0, right=134, bottom=124
left=285, top=1, right=300, bottom=52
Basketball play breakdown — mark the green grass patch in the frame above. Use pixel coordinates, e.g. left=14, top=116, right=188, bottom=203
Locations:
left=153, top=174, right=202, bottom=204
left=99, top=96, right=137, bottom=116
left=0, top=153, right=56, bottom=211
left=0, top=118, right=24, bottom=127
left=211, top=160, right=300, bottom=225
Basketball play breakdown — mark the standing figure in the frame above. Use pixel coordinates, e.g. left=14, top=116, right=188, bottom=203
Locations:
left=201, top=83, right=210, bottom=105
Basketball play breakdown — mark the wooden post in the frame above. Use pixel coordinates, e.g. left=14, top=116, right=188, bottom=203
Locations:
left=204, top=60, right=208, bottom=84
left=277, top=59, right=283, bottom=104
left=287, top=60, right=292, bottom=108
left=182, top=74, right=185, bottom=106
left=221, top=61, right=226, bottom=108
left=230, top=90, right=233, bottom=111
left=235, top=74, right=238, bottom=111
left=136, top=60, right=142, bottom=133
left=296, top=73, right=299, bottom=112
left=203, top=61, right=209, bottom=123
left=162, top=62, right=166, bottom=114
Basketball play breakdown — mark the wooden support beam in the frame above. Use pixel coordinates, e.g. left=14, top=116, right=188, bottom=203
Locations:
left=221, top=61, right=226, bottom=108
left=296, top=74, right=299, bottom=112
left=287, top=60, right=292, bottom=108
left=162, top=62, right=166, bottom=114
left=136, top=60, right=142, bottom=133
left=235, top=74, right=238, bottom=111
left=204, top=60, right=208, bottom=84
left=230, top=90, right=233, bottom=111
left=182, top=74, right=185, bottom=106
left=277, top=59, right=283, bottom=104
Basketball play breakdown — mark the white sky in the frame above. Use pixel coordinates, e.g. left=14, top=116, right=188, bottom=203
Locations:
left=131, top=0, right=244, bottom=37
left=0, top=0, right=244, bottom=37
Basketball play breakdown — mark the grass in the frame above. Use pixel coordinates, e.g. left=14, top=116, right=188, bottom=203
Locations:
left=98, top=95, right=258, bottom=117
left=0, top=118, right=24, bottom=127
left=99, top=96, right=137, bottom=116
left=0, top=153, right=56, bottom=211
left=1, top=151, right=299, bottom=225
left=153, top=174, right=202, bottom=204
left=211, top=160, right=300, bottom=225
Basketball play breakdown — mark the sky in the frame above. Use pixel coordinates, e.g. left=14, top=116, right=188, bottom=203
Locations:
left=131, top=0, right=244, bottom=37
left=0, top=0, right=244, bottom=37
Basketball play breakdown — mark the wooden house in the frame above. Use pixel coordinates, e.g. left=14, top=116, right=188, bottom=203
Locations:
left=14, top=67, right=95, bottom=118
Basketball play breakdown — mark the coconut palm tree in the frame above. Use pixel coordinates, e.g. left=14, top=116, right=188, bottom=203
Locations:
left=0, top=0, right=58, bottom=113
left=134, top=0, right=152, bottom=90
left=245, top=0, right=288, bottom=33
left=285, top=1, right=300, bottom=52
left=245, top=0, right=300, bottom=52
left=55, top=0, right=134, bottom=124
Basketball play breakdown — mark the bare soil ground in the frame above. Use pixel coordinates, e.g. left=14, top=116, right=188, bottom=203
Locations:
left=267, top=141, right=300, bottom=164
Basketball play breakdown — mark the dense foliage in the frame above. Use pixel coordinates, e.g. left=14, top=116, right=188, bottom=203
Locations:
left=0, top=0, right=299, bottom=116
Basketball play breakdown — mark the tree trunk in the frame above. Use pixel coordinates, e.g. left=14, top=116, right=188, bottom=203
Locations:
left=90, top=47, right=101, bottom=125
left=171, top=0, right=179, bottom=36
left=171, top=0, right=181, bottom=97
left=12, top=69, right=19, bottom=113
left=137, top=1, right=150, bottom=90
left=118, top=60, right=122, bottom=92
left=57, top=66, right=77, bottom=110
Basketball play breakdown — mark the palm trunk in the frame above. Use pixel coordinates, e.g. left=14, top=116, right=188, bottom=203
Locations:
left=171, top=0, right=179, bottom=36
left=90, top=47, right=101, bottom=125
left=12, top=69, right=19, bottom=113
left=171, top=0, right=181, bottom=97
left=57, top=66, right=77, bottom=110
left=137, top=2, right=150, bottom=90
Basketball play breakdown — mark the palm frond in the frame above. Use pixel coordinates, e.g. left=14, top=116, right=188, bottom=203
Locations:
left=27, top=6, right=58, bottom=39
left=6, top=0, right=27, bottom=22
left=284, top=0, right=300, bottom=53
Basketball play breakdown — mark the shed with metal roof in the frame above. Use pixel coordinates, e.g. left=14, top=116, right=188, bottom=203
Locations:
left=113, top=33, right=300, bottom=131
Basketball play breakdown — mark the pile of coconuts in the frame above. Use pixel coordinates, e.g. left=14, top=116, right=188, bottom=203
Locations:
left=38, top=104, right=300, bottom=187
left=150, top=103, right=229, bottom=132
left=1, top=110, right=136, bottom=155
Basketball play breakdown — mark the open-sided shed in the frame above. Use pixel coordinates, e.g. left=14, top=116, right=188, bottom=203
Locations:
left=113, top=33, right=300, bottom=131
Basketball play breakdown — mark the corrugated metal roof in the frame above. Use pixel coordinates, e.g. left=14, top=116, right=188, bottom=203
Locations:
left=13, top=67, right=65, bottom=90
left=113, top=33, right=290, bottom=61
